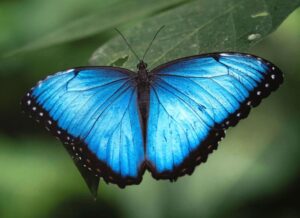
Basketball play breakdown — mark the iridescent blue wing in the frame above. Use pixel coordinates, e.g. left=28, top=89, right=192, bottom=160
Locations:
left=146, top=53, right=283, bottom=180
left=22, top=67, right=145, bottom=194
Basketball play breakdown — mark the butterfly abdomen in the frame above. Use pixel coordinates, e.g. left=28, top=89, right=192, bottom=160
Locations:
left=137, top=80, right=150, bottom=142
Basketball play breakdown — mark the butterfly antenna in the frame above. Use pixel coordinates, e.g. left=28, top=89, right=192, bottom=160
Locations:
left=142, top=25, right=165, bottom=61
left=115, top=28, right=141, bottom=62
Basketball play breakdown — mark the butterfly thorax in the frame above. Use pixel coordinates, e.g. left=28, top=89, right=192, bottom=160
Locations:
left=137, top=61, right=150, bottom=83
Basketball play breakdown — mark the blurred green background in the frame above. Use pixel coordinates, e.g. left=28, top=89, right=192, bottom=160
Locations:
left=0, top=0, right=299, bottom=217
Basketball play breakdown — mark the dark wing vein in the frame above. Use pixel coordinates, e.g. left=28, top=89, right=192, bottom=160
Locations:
left=155, top=78, right=214, bottom=128
left=66, top=77, right=131, bottom=92
left=61, top=79, right=133, bottom=129
left=221, top=58, right=265, bottom=74
left=156, top=73, right=228, bottom=79
left=151, top=84, right=198, bottom=147
left=209, top=78, right=241, bottom=106
left=102, top=87, right=136, bottom=153
left=186, top=78, right=230, bottom=114
left=82, top=81, right=134, bottom=140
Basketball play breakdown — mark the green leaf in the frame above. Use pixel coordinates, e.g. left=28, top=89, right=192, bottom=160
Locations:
left=90, top=0, right=300, bottom=70
left=6, top=0, right=190, bottom=56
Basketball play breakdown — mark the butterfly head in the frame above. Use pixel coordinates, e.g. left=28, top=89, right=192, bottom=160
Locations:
left=115, top=26, right=165, bottom=72
left=137, top=61, right=148, bottom=71
left=137, top=61, right=150, bottom=83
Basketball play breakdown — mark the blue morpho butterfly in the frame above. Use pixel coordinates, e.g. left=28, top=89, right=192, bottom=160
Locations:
left=21, top=27, right=283, bottom=197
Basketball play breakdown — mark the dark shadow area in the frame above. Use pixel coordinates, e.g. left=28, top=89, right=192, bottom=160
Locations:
left=225, top=173, right=300, bottom=218
left=48, top=196, right=121, bottom=218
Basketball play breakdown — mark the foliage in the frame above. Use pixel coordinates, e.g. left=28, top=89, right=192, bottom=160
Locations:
left=90, top=0, right=300, bottom=70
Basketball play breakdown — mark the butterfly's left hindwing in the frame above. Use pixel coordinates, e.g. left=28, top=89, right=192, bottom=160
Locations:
left=147, top=53, right=283, bottom=180
left=22, top=67, right=145, bottom=189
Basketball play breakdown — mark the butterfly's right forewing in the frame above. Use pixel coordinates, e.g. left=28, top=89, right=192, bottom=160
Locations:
left=146, top=53, right=283, bottom=180
left=22, top=67, right=145, bottom=190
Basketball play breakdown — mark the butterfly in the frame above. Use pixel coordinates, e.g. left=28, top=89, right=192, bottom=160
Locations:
left=21, top=28, right=283, bottom=197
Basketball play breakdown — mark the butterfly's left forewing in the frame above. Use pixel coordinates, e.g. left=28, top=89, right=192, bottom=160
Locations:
left=22, top=67, right=145, bottom=192
left=147, top=53, right=283, bottom=180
